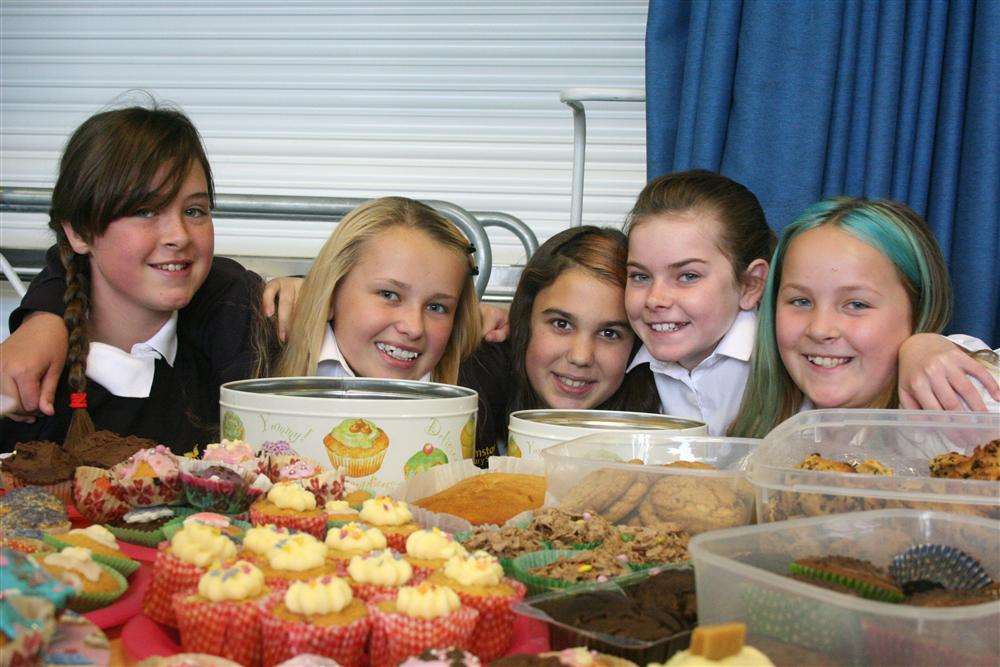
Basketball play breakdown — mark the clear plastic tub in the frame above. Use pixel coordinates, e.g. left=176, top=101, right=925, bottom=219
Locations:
left=539, top=433, right=759, bottom=534
left=751, top=409, right=1000, bottom=522
left=512, top=566, right=696, bottom=664
left=689, top=509, right=1000, bottom=667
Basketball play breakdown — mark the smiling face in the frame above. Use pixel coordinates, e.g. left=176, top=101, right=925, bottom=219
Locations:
left=625, top=210, right=756, bottom=370
left=524, top=268, right=634, bottom=409
left=776, top=224, right=914, bottom=408
left=331, top=226, right=466, bottom=380
left=64, top=162, right=213, bottom=332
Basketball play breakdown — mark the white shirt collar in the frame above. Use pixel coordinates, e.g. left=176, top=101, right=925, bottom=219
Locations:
left=316, top=324, right=431, bottom=383
left=628, top=309, right=758, bottom=373
left=85, top=312, right=178, bottom=398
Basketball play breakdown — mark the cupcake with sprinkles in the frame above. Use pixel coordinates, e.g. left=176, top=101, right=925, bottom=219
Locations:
left=325, top=522, right=388, bottom=573
left=324, top=499, right=360, bottom=524
left=44, top=524, right=139, bottom=576
left=250, top=482, right=328, bottom=540
left=425, top=551, right=526, bottom=661
left=256, top=533, right=333, bottom=591
left=359, top=496, right=420, bottom=551
left=173, top=560, right=273, bottom=666
left=143, top=522, right=238, bottom=626
left=260, top=575, right=372, bottom=667
left=345, top=549, right=415, bottom=601
left=112, top=445, right=182, bottom=508
left=239, top=524, right=295, bottom=565
left=404, top=528, right=467, bottom=576
left=368, top=583, right=479, bottom=667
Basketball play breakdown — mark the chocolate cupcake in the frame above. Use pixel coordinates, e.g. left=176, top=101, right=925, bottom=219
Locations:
left=67, top=430, right=156, bottom=469
left=1, top=441, right=78, bottom=504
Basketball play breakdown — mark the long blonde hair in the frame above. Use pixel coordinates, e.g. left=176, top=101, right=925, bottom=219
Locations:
left=275, top=197, right=481, bottom=383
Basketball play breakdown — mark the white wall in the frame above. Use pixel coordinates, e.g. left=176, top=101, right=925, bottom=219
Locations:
left=1, top=0, right=649, bottom=265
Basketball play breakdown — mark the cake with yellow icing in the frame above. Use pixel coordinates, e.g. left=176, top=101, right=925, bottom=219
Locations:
left=404, top=527, right=467, bottom=572
left=325, top=522, right=388, bottom=566
left=256, top=533, right=333, bottom=588
left=346, top=549, right=414, bottom=600
left=270, top=575, right=367, bottom=627
left=358, top=496, right=419, bottom=550
left=39, top=547, right=126, bottom=611
left=249, top=482, right=328, bottom=540
left=324, top=499, right=361, bottom=523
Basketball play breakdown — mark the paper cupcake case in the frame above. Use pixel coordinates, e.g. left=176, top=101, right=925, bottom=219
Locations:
left=142, top=545, right=212, bottom=627
left=348, top=577, right=427, bottom=603
left=161, top=516, right=252, bottom=543
left=179, top=459, right=266, bottom=514
left=41, top=535, right=140, bottom=577
left=453, top=579, right=527, bottom=662
left=511, top=550, right=634, bottom=597
left=73, top=466, right=131, bottom=524
left=172, top=590, right=275, bottom=667
left=258, top=595, right=372, bottom=667
left=367, top=601, right=479, bottom=667
left=0, top=596, right=56, bottom=667
left=0, top=472, right=73, bottom=506
left=115, top=472, right=183, bottom=509
left=249, top=505, right=329, bottom=540
left=105, top=506, right=198, bottom=547
left=66, top=563, right=128, bottom=613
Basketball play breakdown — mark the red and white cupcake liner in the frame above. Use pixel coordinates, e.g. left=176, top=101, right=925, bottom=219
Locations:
left=454, top=579, right=527, bottom=661
left=348, top=581, right=407, bottom=602
left=258, top=595, right=372, bottom=667
left=249, top=504, right=328, bottom=540
left=115, top=472, right=182, bottom=508
left=379, top=530, right=409, bottom=553
left=172, top=590, right=274, bottom=666
left=73, top=467, right=131, bottom=523
left=142, top=545, right=208, bottom=627
left=367, top=601, right=479, bottom=667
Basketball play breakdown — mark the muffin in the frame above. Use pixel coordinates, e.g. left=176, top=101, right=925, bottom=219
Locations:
left=426, top=551, right=527, bottom=661
left=359, top=497, right=420, bottom=551
left=112, top=445, right=182, bottom=507
left=256, top=533, right=332, bottom=590
left=368, top=583, right=479, bottom=667
left=323, top=418, right=390, bottom=477
left=44, top=524, right=139, bottom=576
left=163, top=512, right=250, bottom=543
left=250, top=483, right=328, bottom=540
left=405, top=528, right=468, bottom=575
left=173, top=560, right=273, bottom=666
left=143, top=523, right=239, bottom=627
left=345, top=549, right=415, bottom=600
left=260, top=575, right=372, bottom=667
left=66, top=430, right=154, bottom=469
left=324, top=500, right=361, bottom=524
left=240, top=524, right=296, bottom=564
left=325, top=522, right=388, bottom=572
left=38, top=547, right=127, bottom=612
left=106, top=505, right=182, bottom=547
left=1, top=440, right=77, bottom=504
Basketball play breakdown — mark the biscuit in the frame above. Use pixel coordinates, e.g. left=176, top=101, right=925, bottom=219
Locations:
left=929, top=452, right=973, bottom=478
left=559, top=468, right=637, bottom=513
left=797, top=454, right=855, bottom=473
left=646, top=476, right=747, bottom=534
left=602, top=475, right=652, bottom=523
left=661, top=461, right=715, bottom=470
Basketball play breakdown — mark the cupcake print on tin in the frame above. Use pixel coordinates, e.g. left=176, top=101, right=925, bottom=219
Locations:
left=324, top=418, right=390, bottom=477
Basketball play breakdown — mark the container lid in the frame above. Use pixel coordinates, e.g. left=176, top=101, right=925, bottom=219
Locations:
left=221, top=376, right=476, bottom=401
left=509, top=409, right=704, bottom=431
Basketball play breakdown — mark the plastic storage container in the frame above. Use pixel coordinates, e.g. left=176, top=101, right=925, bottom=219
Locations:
left=750, top=409, right=1000, bottom=522
left=507, top=409, right=706, bottom=459
left=513, top=566, right=696, bottom=664
left=539, top=433, right=759, bottom=534
left=689, top=509, right=1000, bottom=667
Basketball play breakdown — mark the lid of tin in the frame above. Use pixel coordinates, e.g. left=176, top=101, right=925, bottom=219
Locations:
left=509, top=409, right=704, bottom=431
left=221, top=377, right=476, bottom=401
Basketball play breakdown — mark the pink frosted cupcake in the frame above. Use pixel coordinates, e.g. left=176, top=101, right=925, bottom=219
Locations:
left=325, top=522, right=387, bottom=573
left=345, top=549, right=415, bottom=601
left=426, top=551, right=527, bottom=661
left=368, top=583, right=479, bottom=667
left=404, top=528, right=468, bottom=577
left=142, top=522, right=238, bottom=627
left=260, top=575, right=372, bottom=667
left=202, top=439, right=256, bottom=469
left=173, top=560, right=274, bottom=666
left=112, top=446, right=181, bottom=507
left=250, top=482, right=328, bottom=539
left=358, top=497, right=420, bottom=551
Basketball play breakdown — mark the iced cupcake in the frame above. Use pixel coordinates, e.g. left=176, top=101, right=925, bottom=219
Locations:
left=202, top=440, right=256, bottom=469
left=426, top=551, right=527, bottom=661
left=1, top=440, right=77, bottom=504
left=173, top=560, right=273, bottom=667
left=240, top=524, right=295, bottom=564
left=359, top=497, right=419, bottom=551
left=45, top=525, right=138, bottom=576
left=345, top=549, right=415, bottom=601
left=260, top=575, right=372, bottom=667
left=368, top=583, right=479, bottom=667
left=179, top=461, right=264, bottom=515
left=324, top=500, right=360, bottom=524
left=143, top=522, right=238, bottom=627
left=39, top=547, right=128, bottom=612
left=112, top=445, right=182, bottom=508
left=163, top=512, right=250, bottom=543
left=324, top=418, right=389, bottom=477
left=405, top=528, right=467, bottom=576
left=325, top=522, right=388, bottom=572
left=250, top=483, right=328, bottom=540
left=105, top=505, right=181, bottom=547
left=256, top=533, right=332, bottom=590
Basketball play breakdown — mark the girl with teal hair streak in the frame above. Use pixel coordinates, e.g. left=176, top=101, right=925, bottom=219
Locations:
left=730, top=197, right=999, bottom=439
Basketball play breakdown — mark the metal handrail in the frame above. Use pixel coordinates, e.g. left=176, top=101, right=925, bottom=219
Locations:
left=0, top=253, right=27, bottom=298
left=559, top=87, right=645, bottom=227
left=471, top=211, right=539, bottom=261
left=0, top=188, right=493, bottom=297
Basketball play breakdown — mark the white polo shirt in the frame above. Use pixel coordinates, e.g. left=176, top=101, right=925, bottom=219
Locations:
left=86, top=312, right=178, bottom=398
left=316, top=323, right=431, bottom=382
left=627, top=309, right=757, bottom=436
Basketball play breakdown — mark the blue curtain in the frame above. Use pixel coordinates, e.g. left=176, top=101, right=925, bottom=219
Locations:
left=646, top=0, right=999, bottom=345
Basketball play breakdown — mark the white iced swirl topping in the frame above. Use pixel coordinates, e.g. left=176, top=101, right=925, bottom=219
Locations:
left=267, top=482, right=317, bottom=511
left=284, top=575, right=354, bottom=615
left=43, top=547, right=103, bottom=591
left=325, top=522, right=387, bottom=553
left=405, top=527, right=467, bottom=561
left=442, top=550, right=504, bottom=587
left=347, top=549, right=413, bottom=586
left=395, top=583, right=460, bottom=619
left=169, top=522, right=237, bottom=567
left=324, top=500, right=359, bottom=516
left=359, top=496, right=413, bottom=527
left=265, top=533, right=328, bottom=572
left=242, top=525, right=292, bottom=556
left=122, top=505, right=174, bottom=524
left=197, top=560, right=266, bottom=602
left=68, top=525, right=118, bottom=550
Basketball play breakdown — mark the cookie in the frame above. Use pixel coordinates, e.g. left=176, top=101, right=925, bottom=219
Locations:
left=797, top=454, right=855, bottom=473
left=929, top=453, right=973, bottom=478
left=602, top=475, right=651, bottom=523
left=661, top=461, right=716, bottom=470
left=646, top=476, right=747, bottom=535
left=559, top=468, right=637, bottom=513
